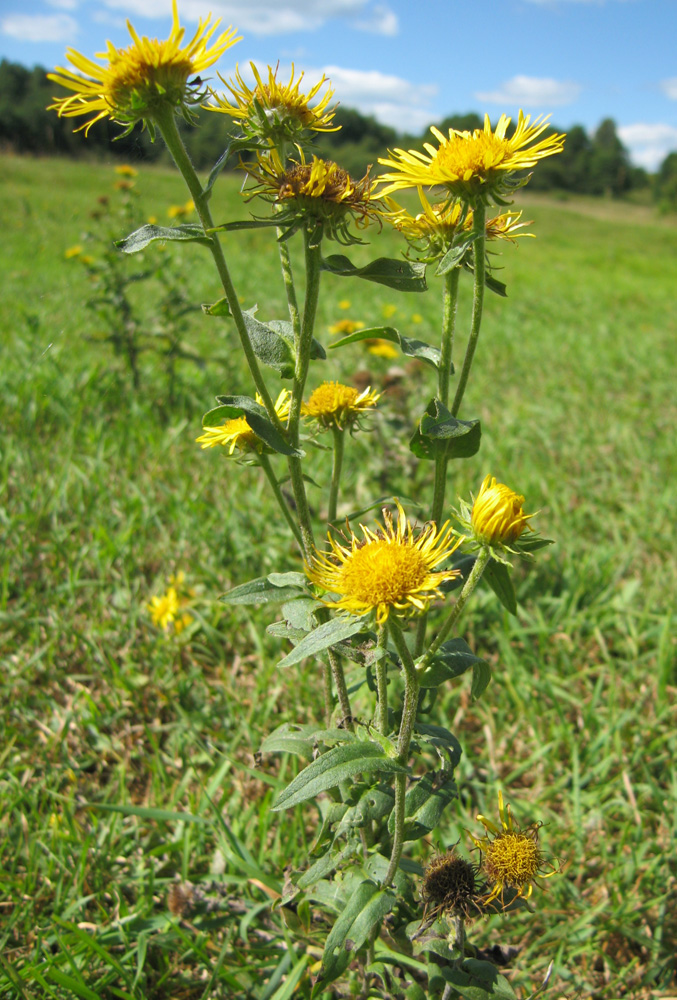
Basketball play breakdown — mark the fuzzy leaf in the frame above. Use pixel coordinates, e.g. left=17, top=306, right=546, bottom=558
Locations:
left=484, top=559, right=517, bottom=615
left=203, top=394, right=302, bottom=457
left=471, top=660, right=493, bottom=700
left=277, top=616, right=365, bottom=668
left=410, top=399, right=481, bottom=461
left=389, top=774, right=457, bottom=840
left=418, top=637, right=486, bottom=688
left=273, top=742, right=408, bottom=811
left=116, top=223, right=211, bottom=253
left=321, top=254, right=427, bottom=292
left=239, top=312, right=296, bottom=378
left=220, top=574, right=305, bottom=606
left=329, top=325, right=440, bottom=369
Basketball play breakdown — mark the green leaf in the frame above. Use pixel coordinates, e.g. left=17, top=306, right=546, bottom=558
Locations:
left=312, top=880, right=396, bottom=993
left=485, top=273, right=508, bottom=297
left=241, top=312, right=296, bottom=378
left=268, top=571, right=307, bottom=589
left=211, top=219, right=279, bottom=233
left=389, top=773, right=457, bottom=840
left=280, top=596, right=321, bottom=630
left=116, top=224, right=211, bottom=253
left=46, top=970, right=103, bottom=1000
left=220, top=574, right=306, bottom=606
left=267, top=319, right=326, bottom=361
left=201, top=297, right=232, bottom=317
left=410, top=399, right=481, bottom=461
left=514, top=535, right=555, bottom=554
left=204, top=394, right=303, bottom=457
left=335, top=782, right=395, bottom=834
left=328, top=325, right=440, bottom=369
left=484, top=559, right=517, bottom=615
left=277, top=616, right=365, bottom=668
left=415, top=724, right=463, bottom=769
left=204, top=135, right=259, bottom=198
left=417, top=637, right=486, bottom=688
left=471, top=660, right=492, bottom=700
left=259, top=723, right=319, bottom=759
left=320, top=254, right=427, bottom=293
left=273, top=742, right=408, bottom=811
left=441, top=960, right=518, bottom=999
left=435, top=231, right=478, bottom=276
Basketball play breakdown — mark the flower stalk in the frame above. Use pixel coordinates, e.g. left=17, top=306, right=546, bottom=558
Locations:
left=451, top=202, right=486, bottom=417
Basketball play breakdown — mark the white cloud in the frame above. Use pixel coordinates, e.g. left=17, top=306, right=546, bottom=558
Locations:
left=101, top=0, right=388, bottom=35
left=618, top=123, right=677, bottom=171
left=660, top=77, right=677, bottom=101
left=475, top=75, right=581, bottom=107
left=353, top=4, right=399, bottom=36
left=0, top=13, right=77, bottom=42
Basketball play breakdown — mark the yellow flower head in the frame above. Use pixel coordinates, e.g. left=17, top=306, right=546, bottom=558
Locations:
left=114, top=179, right=135, bottom=191
left=167, top=200, right=195, bottom=218
left=471, top=474, right=534, bottom=546
left=386, top=190, right=532, bottom=262
left=207, top=62, right=338, bottom=145
left=48, top=0, right=241, bottom=135
left=302, top=381, right=380, bottom=431
left=244, top=150, right=381, bottom=244
left=471, top=791, right=560, bottom=905
left=196, top=390, right=291, bottom=455
left=64, top=244, right=82, bottom=259
left=365, top=338, right=399, bottom=360
left=328, top=318, right=365, bottom=336
left=378, top=112, right=565, bottom=203
left=148, top=586, right=180, bottom=631
left=306, top=501, right=461, bottom=624
left=114, top=164, right=138, bottom=177
left=421, top=852, right=485, bottom=921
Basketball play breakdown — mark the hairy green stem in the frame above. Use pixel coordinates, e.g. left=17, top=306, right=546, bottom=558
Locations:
left=383, top=617, right=419, bottom=888
left=414, top=267, right=461, bottom=657
left=376, top=624, right=389, bottom=734
left=322, top=662, right=333, bottom=726
left=451, top=202, right=486, bottom=418
left=258, top=453, right=304, bottom=550
left=155, top=108, right=281, bottom=428
left=417, top=547, right=491, bottom=672
left=327, top=426, right=345, bottom=524
left=328, top=647, right=354, bottom=731
left=276, top=230, right=302, bottom=351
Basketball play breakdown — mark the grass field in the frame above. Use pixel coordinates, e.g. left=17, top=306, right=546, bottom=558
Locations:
left=2, top=153, right=676, bottom=999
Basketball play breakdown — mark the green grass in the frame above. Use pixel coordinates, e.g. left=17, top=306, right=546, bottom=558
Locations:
left=2, top=153, right=676, bottom=999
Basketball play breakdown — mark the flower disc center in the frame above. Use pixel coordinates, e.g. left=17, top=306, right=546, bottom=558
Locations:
left=338, top=539, right=428, bottom=605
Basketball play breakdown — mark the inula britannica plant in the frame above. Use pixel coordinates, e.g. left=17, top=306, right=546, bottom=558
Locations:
left=50, top=4, right=566, bottom=995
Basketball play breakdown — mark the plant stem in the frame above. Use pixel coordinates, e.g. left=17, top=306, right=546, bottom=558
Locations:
left=277, top=229, right=302, bottom=351
left=417, top=548, right=491, bottom=672
left=414, top=267, right=461, bottom=657
left=327, top=426, right=345, bottom=524
left=453, top=914, right=465, bottom=966
left=258, top=453, right=304, bottom=550
left=329, top=647, right=354, bottom=730
left=155, top=108, right=281, bottom=429
left=451, top=202, right=486, bottom=418
left=376, top=624, right=389, bottom=734
left=383, top=617, right=419, bottom=888
left=322, top=662, right=333, bottom=726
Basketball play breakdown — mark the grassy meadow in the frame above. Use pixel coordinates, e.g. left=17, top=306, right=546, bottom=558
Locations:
left=2, top=153, right=677, bottom=999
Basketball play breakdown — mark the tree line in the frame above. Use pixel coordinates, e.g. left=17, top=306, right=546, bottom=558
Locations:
left=3, top=58, right=676, bottom=209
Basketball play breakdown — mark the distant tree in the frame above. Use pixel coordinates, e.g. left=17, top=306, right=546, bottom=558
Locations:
left=315, top=106, right=398, bottom=178
left=588, top=118, right=630, bottom=196
left=654, top=151, right=677, bottom=212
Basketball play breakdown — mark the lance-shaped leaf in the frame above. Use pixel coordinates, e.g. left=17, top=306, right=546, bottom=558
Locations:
left=441, top=959, right=518, bottom=999
left=267, top=318, right=326, bottom=361
left=312, top=879, right=396, bottom=994
left=415, top=723, right=463, bottom=769
left=329, top=325, right=441, bottom=370
left=277, top=615, right=365, bottom=668
left=203, top=395, right=302, bottom=457
left=435, top=230, right=479, bottom=276
left=220, top=570, right=306, bottom=607
left=116, top=223, right=212, bottom=253
left=260, top=723, right=321, bottom=759
left=204, top=135, right=261, bottom=199
left=273, top=742, right=408, bottom=811
left=321, top=254, right=427, bottom=293
left=471, top=660, right=492, bottom=700
left=483, top=559, right=517, bottom=615
left=417, top=637, right=487, bottom=688
left=388, top=773, right=458, bottom=840
left=240, top=312, right=296, bottom=378
left=410, top=398, right=481, bottom=461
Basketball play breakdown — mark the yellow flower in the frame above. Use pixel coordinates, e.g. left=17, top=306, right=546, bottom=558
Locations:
left=306, top=500, right=461, bottom=624
left=196, top=390, right=291, bottom=454
left=382, top=303, right=397, bottom=319
left=114, top=164, right=138, bottom=177
left=471, top=474, right=534, bottom=546
left=471, top=791, right=560, bottom=905
left=167, top=200, right=195, bottom=218
left=328, top=319, right=365, bottom=336
left=147, top=215, right=158, bottom=225
left=207, top=62, right=338, bottom=144
left=148, top=586, right=180, bottom=631
left=386, top=189, right=532, bottom=261
left=47, top=0, right=240, bottom=135
left=338, top=299, right=351, bottom=310
left=378, top=112, right=565, bottom=202
left=64, top=244, right=82, bottom=259
left=411, top=313, right=423, bottom=323
left=301, top=381, right=380, bottom=431
left=365, top=339, right=399, bottom=359
left=244, top=151, right=381, bottom=244
left=114, top=179, right=135, bottom=191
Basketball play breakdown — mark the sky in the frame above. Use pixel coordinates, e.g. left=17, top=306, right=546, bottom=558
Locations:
left=2, top=0, right=676, bottom=170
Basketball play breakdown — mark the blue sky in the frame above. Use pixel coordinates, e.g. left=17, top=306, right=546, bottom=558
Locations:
left=2, top=0, right=676, bottom=169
